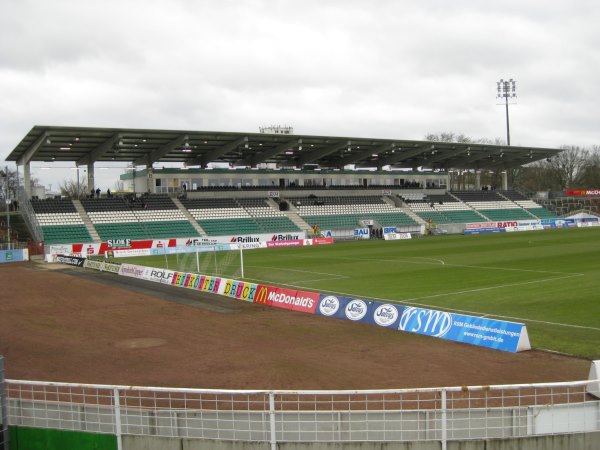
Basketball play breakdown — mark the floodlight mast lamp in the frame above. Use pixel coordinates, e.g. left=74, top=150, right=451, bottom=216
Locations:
left=497, top=78, right=517, bottom=146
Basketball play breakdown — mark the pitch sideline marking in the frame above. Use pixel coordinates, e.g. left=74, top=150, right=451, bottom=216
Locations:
left=339, top=256, right=583, bottom=276
left=243, top=273, right=600, bottom=332
left=244, top=264, right=349, bottom=280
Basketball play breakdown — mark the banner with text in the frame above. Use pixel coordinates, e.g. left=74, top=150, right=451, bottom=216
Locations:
left=316, top=294, right=403, bottom=329
left=253, top=285, right=319, bottom=314
left=398, top=306, right=530, bottom=352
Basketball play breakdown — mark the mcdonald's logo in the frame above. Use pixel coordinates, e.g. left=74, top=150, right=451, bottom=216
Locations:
left=254, top=285, right=270, bottom=304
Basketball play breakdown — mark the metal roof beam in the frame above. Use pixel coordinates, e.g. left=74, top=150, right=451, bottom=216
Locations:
left=243, top=138, right=300, bottom=166
left=296, top=140, right=350, bottom=166
left=16, top=132, right=49, bottom=166
left=451, top=148, right=505, bottom=168
left=425, top=146, right=469, bottom=166
left=78, top=132, right=122, bottom=165
left=336, top=142, right=396, bottom=168
left=134, top=134, right=188, bottom=166
left=379, top=144, right=432, bottom=167
left=188, top=136, right=248, bottom=167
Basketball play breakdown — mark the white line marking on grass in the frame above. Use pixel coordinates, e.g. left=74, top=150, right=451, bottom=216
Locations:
left=414, top=257, right=445, bottom=265
left=277, top=253, right=581, bottom=276
left=244, top=265, right=348, bottom=280
left=401, top=273, right=585, bottom=303
left=245, top=273, right=600, bottom=332
left=337, top=256, right=583, bottom=276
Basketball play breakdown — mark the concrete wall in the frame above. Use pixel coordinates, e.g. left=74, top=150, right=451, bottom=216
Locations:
left=122, top=432, right=600, bottom=450
left=9, top=399, right=599, bottom=442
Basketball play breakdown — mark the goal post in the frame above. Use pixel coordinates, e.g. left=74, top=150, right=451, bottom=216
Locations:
left=153, top=244, right=246, bottom=279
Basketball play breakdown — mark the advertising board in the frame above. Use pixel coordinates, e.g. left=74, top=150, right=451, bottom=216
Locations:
left=398, top=306, right=530, bottom=352
left=55, top=255, right=86, bottom=267
left=266, top=239, right=304, bottom=248
left=353, top=228, right=370, bottom=240
left=384, top=232, right=412, bottom=240
left=220, top=279, right=259, bottom=302
left=253, top=286, right=319, bottom=313
left=566, top=189, right=600, bottom=196
left=0, top=249, right=28, bottom=263
left=313, top=237, right=334, bottom=245
left=463, top=228, right=505, bottom=235
left=316, top=295, right=403, bottom=328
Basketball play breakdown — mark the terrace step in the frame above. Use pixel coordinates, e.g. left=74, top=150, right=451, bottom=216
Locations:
left=172, top=197, right=207, bottom=236
left=280, top=203, right=311, bottom=232
left=72, top=199, right=101, bottom=242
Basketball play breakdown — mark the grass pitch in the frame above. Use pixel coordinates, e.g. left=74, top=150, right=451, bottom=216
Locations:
left=117, top=227, right=600, bottom=359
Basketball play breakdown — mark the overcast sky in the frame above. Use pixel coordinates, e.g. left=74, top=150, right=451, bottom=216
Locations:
left=2, top=0, right=600, bottom=190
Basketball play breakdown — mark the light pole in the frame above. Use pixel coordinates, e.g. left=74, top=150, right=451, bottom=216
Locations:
left=496, top=78, right=517, bottom=146
left=4, top=166, right=10, bottom=246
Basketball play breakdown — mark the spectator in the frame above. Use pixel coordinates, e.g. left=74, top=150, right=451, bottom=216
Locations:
left=107, top=188, right=112, bottom=198
left=96, top=188, right=101, bottom=198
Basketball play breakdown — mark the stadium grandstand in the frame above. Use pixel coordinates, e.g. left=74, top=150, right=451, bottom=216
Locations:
left=5, top=125, right=566, bottom=247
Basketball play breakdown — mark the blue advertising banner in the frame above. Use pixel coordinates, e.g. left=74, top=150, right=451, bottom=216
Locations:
left=463, top=228, right=506, bottom=235
left=540, top=218, right=578, bottom=229
left=316, top=294, right=374, bottom=324
left=0, top=249, right=27, bottom=263
left=365, top=302, right=404, bottom=329
left=316, top=295, right=404, bottom=329
left=397, top=306, right=529, bottom=352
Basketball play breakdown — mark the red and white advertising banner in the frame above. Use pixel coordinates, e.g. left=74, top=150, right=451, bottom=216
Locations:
left=71, top=239, right=178, bottom=257
left=253, top=285, right=319, bottom=314
left=465, top=220, right=541, bottom=230
left=566, top=190, right=600, bottom=197
left=178, top=232, right=306, bottom=247
left=266, top=239, right=304, bottom=248
left=52, top=232, right=327, bottom=258
left=312, top=237, right=334, bottom=245
left=577, top=221, right=600, bottom=228
left=384, top=232, right=412, bottom=240
left=108, top=248, right=152, bottom=258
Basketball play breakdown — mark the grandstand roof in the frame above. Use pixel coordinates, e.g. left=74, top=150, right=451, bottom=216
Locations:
left=7, top=125, right=562, bottom=171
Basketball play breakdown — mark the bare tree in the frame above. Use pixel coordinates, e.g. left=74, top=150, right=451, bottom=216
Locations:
left=577, top=149, right=600, bottom=188
left=546, top=146, right=589, bottom=189
left=59, top=179, right=89, bottom=199
left=113, top=180, right=125, bottom=191
left=0, top=167, right=22, bottom=200
left=425, top=132, right=474, bottom=143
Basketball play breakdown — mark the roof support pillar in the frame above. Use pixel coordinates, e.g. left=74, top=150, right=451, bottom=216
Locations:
left=501, top=171, right=508, bottom=190
left=475, top=171, right=481, bottom=190
left=23, top=162, right=31, bottom=199
left=147, top=166, right=154, bottom=193
left=87, top=162, right=95, bottom=193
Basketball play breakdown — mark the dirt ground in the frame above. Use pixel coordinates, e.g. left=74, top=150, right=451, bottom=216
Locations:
left=0, top=262, right=590, bottom=390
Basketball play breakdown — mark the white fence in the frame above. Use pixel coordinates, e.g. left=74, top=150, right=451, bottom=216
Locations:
left=0, top=358, right=7, bottom=450
left=3, top=379, right=600, bottom=448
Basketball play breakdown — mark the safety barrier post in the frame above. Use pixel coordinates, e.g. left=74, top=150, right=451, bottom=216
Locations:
left=441, top=388, right=447, bottom=450
left=113, top=388, right=123, bottom=450
left=0, top=356, right=8, bottom=450
left=269, top=392, right=276, bottom=450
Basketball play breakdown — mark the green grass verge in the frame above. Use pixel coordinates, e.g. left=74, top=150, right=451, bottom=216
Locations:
left=116, top=227, right=600, bottom=359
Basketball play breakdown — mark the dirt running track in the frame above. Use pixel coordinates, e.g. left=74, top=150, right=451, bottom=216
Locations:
left=0, top=262, right=590, bottom=390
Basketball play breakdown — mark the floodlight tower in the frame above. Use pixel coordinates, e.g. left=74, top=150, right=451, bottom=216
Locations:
left=496, top=78, right=517, bottom=146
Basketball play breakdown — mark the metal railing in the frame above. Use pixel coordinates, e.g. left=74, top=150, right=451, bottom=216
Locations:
left=4, top=379, right=599, bottom=449
left=1, top=357, right=8, bottom=450
left=16, top=193, right=42, bottom=242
